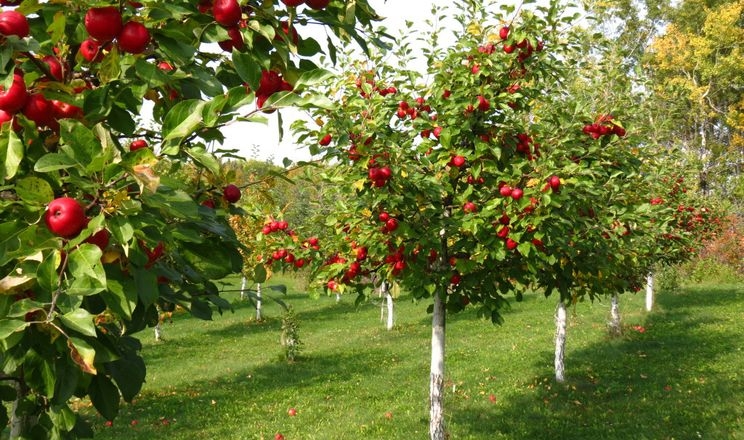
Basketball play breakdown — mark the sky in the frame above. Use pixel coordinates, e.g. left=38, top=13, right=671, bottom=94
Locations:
left=220, top=0, right=455, bottom=164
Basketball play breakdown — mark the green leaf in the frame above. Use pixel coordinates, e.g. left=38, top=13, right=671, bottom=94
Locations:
left=34, top=152, right=79, bottom=172
left=37, top=249, right=61, bottom=294
left=189, top=298, right=212, bottom=320
left=25, top=350, right=56, bottom=397
left=59, top=308, right=97, bottom=337
left=102, top=277, right=137, bottom=321
left=107, top=353, right=145, bottom=402
left=0, top=126, right=23, bottom=180
left=232, top=51, right=261, bottom=90
left=161, top=100, right=206, bottom=153
left=0, top=318, right=30, bottom=340
left=186, top=146, right=221, bottom=176
left=181, top=242, right=242, bottom=280
left=293, top=68, right=334, bottom=90
left=141, top=188, right=198, bottom=219
left=66, top=244, right=106, bottom=296
left=48, top=404, right=77, bottom=433
left=88, top=375, right=119, bottom=421
left=14, top=176, right=54, bottom=205
left=253, top=264, right=267, bottom=283
left=133, top=268, right=158, bottom=308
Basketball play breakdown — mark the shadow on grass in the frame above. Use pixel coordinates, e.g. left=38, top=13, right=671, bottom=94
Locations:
left=452, top=285, right=744, bottom=439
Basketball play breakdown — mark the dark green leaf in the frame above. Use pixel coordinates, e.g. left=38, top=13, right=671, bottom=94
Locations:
left=88, top=375, right=119, bottom=421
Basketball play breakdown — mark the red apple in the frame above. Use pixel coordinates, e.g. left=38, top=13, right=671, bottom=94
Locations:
left=326, top=280, right=337, bottom=291
left=45, top=197, right=87, bottom=238
left=449, top=155, right=466, bottom=167
left=510, top=187, right=524, bottom=200
left=0, top=10, right=29, bottom=38
left=223, top=184, right=241, bottom=203
left=547, top=175, right=561, bottom=191
left=118, top=21, right=150, bottom=54
left=42, top=55, right=64, bottom=81
left=476, top=95, right=490, bottom=111
left=433, top=126, right=443, bottom=138
left=51, top=100, right=82, bottom=120
left=85, top=229, right=111, bottom=251
left=378, top=212, right=390, bottom=222
left=305, top=0, right=329, bottom=9
left=213, top=0, right=242, bottom=27
left=499, top=185, right=512, bottom=197
left=130, top=139, right=148, bottom=151
left=384, top=218, right=399, bottom=232
left=79, top=38, right=105, bottom=62
left=287, top=408, right=297, bottom=416
left=22, top=93, right=55, bottom=128
left=0, top=73, right=28, bottom=113
left=505, top=238, right=518, bottom=250
left=463, top=201, right=477, bottom=213
left=319, top=133, right=332, bottom=146
left=218, top=26, right=245, bottom=51
left=280, top=0, right=305, bottom=6
left=157, top=61, right=174, bottom=71
left=201, top=199, right=216, bottom=209
left=499, top=26, right=509, bottom=40
left=84, top=7, right=123, bottom=42
left=450, top=272, right=461, bottom=285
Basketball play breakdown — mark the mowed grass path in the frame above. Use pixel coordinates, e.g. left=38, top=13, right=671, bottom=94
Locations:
left=81, top=276, right=744, bottom=440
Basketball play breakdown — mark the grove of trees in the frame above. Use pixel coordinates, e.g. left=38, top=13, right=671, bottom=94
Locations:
left=0, top=0, right=738, bottom=439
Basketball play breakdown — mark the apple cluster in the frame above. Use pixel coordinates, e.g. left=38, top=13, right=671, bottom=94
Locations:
left=252, top=69, right=294, bottom=110
left=83, top=6, right=151, bottom=57
left=582, top=114, right=627, bottom=139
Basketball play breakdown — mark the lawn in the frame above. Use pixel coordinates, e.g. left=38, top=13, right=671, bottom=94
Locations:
left=76, top=275, right=744, bottom=440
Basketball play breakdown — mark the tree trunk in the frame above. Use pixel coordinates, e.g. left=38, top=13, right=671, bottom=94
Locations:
left=429, top=288, right=446, bottom=440
left=154, top=321, right=163, bottom=342
left=335, top=293, right=341, bottom=303
left=554, top=301, right=567, bottom=383
left=10, top=380, right=33, bottom=439
left=608, top=293, right=622, bottom=337
left=645, top=272, right=654, bottom=312
left=240, top=275, right=247, bottom=301
left=383, top=281, right=394, bottom=330
left=256, top=283, right=262, bottom=321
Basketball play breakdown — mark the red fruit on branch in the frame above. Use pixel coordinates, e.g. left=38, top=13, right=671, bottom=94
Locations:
left=463, top=201, right=477, bottom=213
left=505, top=238, right=518, bottom=250
left=384, top=218, right=399, bottom=233
left=547, top=175, right=561, bottom=191
left=118, top=21, right=150, bottom=54
left=0, top=10, right=29, bottom=38
left=319, top=134, right=332, bottom=146
left=476, top=95, right=490, bottom=111
left=510, top=188, right=524, bottom=201
left=22, top=94, right=55, bottom=128
left=213, top=0, right=242, bottom=27
left=499, top=185, right=512, bottom=197
left=499, top=26, right=509, bottom=40
left=79, top=39, right=105, bottom=62
left=449, top=155, right=466, bottom=168
left=130, top=140, right=148, bottom=151
left=84, top=7, right=123, bottom=42
left=45, top=197, right=86, bottom=238
left=42, top=55, right=64, bottom=81
left=0, top=73, right=28, bottom=113
left=281, top=0, right=305, bottom=6
left=223, top=184, right=241, bottom=203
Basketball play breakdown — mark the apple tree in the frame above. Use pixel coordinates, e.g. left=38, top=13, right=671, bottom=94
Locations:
left=0, top=0, right=382, bottom=437
left=287, top=0, right=714, bottom=437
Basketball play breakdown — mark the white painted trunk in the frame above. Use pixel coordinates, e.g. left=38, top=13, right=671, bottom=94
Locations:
left=256, top=283, right=262, bottom=321
left=429, top=289, right=446, bottom=440
left=335, top=293, right=341, bottom=303
left=154, top=321, right=163, bottom=342
left=609, top=293, right=622, bottom=337
left=645, top=273, right=654, bottom=312
left=554, top=301, right=567, bottom=383
left=240, top=275, right=247, bottom=300
left=385, top=290, right=394, bottom=330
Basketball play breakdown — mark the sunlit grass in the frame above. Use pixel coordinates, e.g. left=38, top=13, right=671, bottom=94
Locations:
left=79, top=275, right=744, bottom=439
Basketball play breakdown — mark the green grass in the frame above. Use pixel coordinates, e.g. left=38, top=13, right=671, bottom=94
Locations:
left=77, top=275, right=744, bottom=440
